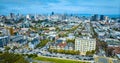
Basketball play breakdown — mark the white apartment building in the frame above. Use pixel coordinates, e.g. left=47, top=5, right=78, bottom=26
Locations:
left=75, top=37, right=96, bottom=55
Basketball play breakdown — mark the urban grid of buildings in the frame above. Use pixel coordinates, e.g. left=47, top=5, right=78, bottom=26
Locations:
left=0, top=13, right=120, bottom=63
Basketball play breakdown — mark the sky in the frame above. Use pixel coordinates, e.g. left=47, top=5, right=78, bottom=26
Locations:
left=0, top=0, right=120, bottom=15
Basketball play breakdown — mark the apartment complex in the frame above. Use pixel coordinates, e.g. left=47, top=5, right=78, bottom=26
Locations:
left=0, top=36, right=9, bottom=47
left=75, top=37, right=96, bottom=55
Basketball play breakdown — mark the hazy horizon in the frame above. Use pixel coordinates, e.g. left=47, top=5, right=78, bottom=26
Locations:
left=0, top=0, right=120, bottom=15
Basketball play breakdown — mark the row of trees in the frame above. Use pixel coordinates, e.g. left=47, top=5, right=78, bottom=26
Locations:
left=66, top=39, right=75, bottom=44
left=58, top=34, right=67, bottom=37
left=36, top=39, right=49, bottom=48
left=4, top=46, right=18, bottom=51
left=86, top=50, right=95, bottom=56
left=97, top=41, right=115, bottom=57
left=22, top=54, right=37, bottom=58
left=68, top=23, right=82, bottom=33
left=113, top=27, right=120, bottom=31
left=58, top=23, right=82, bottom=38
left=48, top=49, right=80, bottom=55
left=90, top=23, right=98, bottom=38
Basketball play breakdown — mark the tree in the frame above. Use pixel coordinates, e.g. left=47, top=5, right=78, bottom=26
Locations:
left=0, top=52, right=29, bottom=63
left=12, top=46, right=18, bottom=50
left=56, top=27, right=60, bottom=31
left=66, top=39, right=75, bottom=43
left=36, top=39, right=49, bottom=48
left=4, top=46, right=10, bottom=51
left=9, top=27, right=14, bottom=35
left=86, top=51, right=91, bottom=56
left=0, top=32, right=2, bottom=35
left=14, top=57, right=29, bottom=63
left=100, top=42, right=108, bottom=51
left=27, top=54, right=37, bottom=58
left=91, top=50, right=95, bottom=54
left=95, top=46, right=99, bottom=53
left=106, top=48, right=114, bottom=57
left=86, top=50, right=95, bottom=56
left=58, top=34, right=67, bottom=37
left=48, top=49, right=80, bottom=55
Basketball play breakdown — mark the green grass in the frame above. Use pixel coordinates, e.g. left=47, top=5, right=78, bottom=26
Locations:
left=34, top=56, right=89, bottom=63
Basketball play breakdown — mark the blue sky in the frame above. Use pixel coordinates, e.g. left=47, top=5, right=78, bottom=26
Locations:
left=0, top=0, right=120, bottom=15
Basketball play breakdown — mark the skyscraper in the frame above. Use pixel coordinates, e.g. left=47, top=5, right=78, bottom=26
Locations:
left=51, top=12, right=54, bottom=15
left=10, top=13, right=14, bottom=19
left=90, top=14, right=99, bottom=21
left=100, top=15, right=105, bottom=21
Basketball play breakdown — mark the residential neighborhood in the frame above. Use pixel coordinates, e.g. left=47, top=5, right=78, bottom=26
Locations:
left=0, top=13, right=120, bottom=63
left=0, top=0, right=120, bottom=63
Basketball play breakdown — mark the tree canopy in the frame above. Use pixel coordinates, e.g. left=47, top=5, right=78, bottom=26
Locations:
left=0, top=52, right=29, bottom=63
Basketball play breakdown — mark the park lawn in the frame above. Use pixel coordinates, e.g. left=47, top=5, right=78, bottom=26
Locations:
left=34, top=56, right=88, bottom=63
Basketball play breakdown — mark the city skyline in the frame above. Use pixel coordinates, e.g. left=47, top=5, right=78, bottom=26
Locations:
left=0, top=0, right=120, bottom=15
left=0, top=1, right=120, bottom=62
